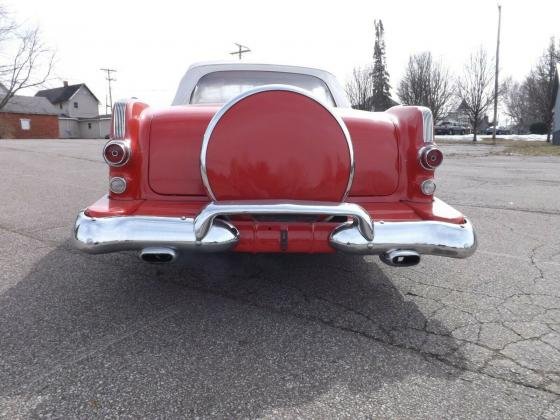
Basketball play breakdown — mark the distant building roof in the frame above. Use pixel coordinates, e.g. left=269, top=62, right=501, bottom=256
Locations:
left=36, top=83, right=100, bottom=104
left=0, top=94, right=58, bottom=115
left=456, top=100, right=469, bottom=111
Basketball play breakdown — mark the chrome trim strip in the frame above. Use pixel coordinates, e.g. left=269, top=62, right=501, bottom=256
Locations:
left=330, top=218, right=476, bottom=258
left=200, top=84, right=354, bottom=202
left=418, top=106, right=434, bottom=143
left=112, top=101, right=127, bottom=140
left=103, top=140, right=131, bottom=167
left=74, top=211, right=239, bottom=254
left=194, top=201, right=374, bottom=242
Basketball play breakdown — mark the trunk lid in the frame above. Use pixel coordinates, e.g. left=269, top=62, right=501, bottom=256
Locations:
left=148, top=105, right=399, bottom=198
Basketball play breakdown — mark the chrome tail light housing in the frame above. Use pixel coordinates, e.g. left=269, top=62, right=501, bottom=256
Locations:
left=419, top=145, right=443, bottom=170
left=103, top=140, right=130, bottom=167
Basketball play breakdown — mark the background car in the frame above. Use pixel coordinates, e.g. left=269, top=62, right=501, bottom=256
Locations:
left=434, top=121, right=468, bottom=135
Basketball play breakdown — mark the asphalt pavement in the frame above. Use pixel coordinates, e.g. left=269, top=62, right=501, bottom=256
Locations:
left=1, top=139, right=559, bottom=418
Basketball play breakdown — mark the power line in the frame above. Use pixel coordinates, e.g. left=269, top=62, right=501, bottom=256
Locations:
left=100, top=68, right=117, bottom=114
left=230, top=43, right=251, bottom=60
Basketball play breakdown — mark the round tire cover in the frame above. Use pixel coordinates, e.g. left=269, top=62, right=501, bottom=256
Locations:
left=202, top=87, right=353, bottom=201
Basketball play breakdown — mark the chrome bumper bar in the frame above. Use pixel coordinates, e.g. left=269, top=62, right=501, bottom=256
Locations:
left=195, top=201, right=374, bottom=241
left=329, top=218, right=476, bottom=258
left=74, top=201, right=476, bottom=258
left=73, top=211, right=240, bottom=254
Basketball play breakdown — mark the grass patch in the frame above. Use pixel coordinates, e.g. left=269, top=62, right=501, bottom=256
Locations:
left=436, top=137, right=510, bottom=145
left=502, top=141, right=560, bottom=156
left=436, top=138, right=560, bottom=156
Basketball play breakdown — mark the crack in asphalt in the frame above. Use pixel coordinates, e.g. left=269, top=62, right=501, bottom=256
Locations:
left=0, top=224, right=60, bottom=250
left=10, top=246, right=560, bottom=402
left=478, top=250, right=560, bottom=267
left=530, top=244, right=549, bottom=285
left=163, top=260, right=560, bottom=397
left=7, top=233, right=560, bottom=399
left=4, top=210, right=560, bottom=401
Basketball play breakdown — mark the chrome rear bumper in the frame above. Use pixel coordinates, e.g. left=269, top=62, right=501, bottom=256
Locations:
left=329, top=218, right=476, bottom=258
left=74, top=201, right=476, bottom=258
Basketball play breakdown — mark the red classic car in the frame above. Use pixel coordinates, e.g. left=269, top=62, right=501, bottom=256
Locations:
left=74, top=62, right=476, bottom=267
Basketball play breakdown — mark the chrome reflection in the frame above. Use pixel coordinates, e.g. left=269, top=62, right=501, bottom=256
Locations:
left=194, top=201, right=374, bottom=242
left=330, top=218, right=477, bottom=258
left=112, top=101, right=127, bottom=139
left=74, top=202, right=477, bottom=261
left=418, top=106, right=434, bottom=143
left=74, top=211, right=239, bottom=254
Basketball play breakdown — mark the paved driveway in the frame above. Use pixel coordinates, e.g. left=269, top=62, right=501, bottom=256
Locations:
left=1, top=139, right=559, bottom=418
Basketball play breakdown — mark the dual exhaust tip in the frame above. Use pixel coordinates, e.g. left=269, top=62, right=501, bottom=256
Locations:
left=138, top=247, right=421, bottom=267
left=379, top=250, right=421, bottom=267
left=139, top=247, right=177, bottom=264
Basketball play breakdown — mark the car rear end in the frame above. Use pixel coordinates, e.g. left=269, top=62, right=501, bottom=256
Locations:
left=74, top=67, right=476, bottom=266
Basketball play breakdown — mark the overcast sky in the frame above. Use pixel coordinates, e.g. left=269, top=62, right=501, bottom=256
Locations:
left=5, top=0, right=560, bottom=114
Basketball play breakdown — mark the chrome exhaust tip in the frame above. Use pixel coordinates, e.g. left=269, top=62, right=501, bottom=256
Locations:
left=139, top=247, right=177, bottom=264
left=380, top=250, right=421, bottom=267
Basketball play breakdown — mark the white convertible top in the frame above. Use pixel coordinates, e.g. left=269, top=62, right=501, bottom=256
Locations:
left=171, top=61, right=351, bottom=108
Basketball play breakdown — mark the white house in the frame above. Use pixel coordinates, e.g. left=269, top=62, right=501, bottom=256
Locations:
left=35, top=82, right=110, bottom=139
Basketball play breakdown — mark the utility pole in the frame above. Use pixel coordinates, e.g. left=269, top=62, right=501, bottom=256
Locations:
left=229, top=43, right=251, bottom=60
left=492, top=4, right=502, bottom=142
left=100, top=68, right=117, bottom=114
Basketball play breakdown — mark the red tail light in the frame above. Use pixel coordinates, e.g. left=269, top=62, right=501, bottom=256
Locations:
left=419, top=145, right=443, bottom=170
left=103, top=140, right=130, bottom=167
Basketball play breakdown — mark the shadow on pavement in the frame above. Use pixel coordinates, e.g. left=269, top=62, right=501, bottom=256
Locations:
left=0, top=244, right=466, bottom=417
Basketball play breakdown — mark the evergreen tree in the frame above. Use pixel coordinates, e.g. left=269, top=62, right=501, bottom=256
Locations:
left=371, top=20, right=392, bottom=111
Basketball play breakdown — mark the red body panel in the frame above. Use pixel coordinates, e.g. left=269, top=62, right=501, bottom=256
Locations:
left=341, top=110, right=399, bottom=196
left=205, top=90, right=351, bottom=201
left=145, top=107, right=400, bottom=199
left=149, top=107, right=212, bottom=196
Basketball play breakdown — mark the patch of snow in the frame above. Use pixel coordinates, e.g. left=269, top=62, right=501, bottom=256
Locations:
left=435, top=134, right=548, bottom=142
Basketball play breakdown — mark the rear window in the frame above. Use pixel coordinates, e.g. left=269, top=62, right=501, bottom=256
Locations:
left=190, top=70, right=335, bottom=106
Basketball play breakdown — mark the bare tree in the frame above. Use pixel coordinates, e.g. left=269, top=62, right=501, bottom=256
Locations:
left=0, top=5, right=54, bottom=110
left=456, top=48, right=494, bottom=141
left=0, top=5, right=16, bottom=42
left=397, top=51, right=455, bottom=123
left=503, top=78, right=530, bottom=133
left=345, top=65, right=373, bottom=110
left=523, top=38, right=559, bottom=142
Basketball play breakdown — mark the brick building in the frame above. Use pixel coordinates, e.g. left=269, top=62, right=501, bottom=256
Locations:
left=0, top=84, right=59, bottom=139
left=36, top=82, right=110, bottom=139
